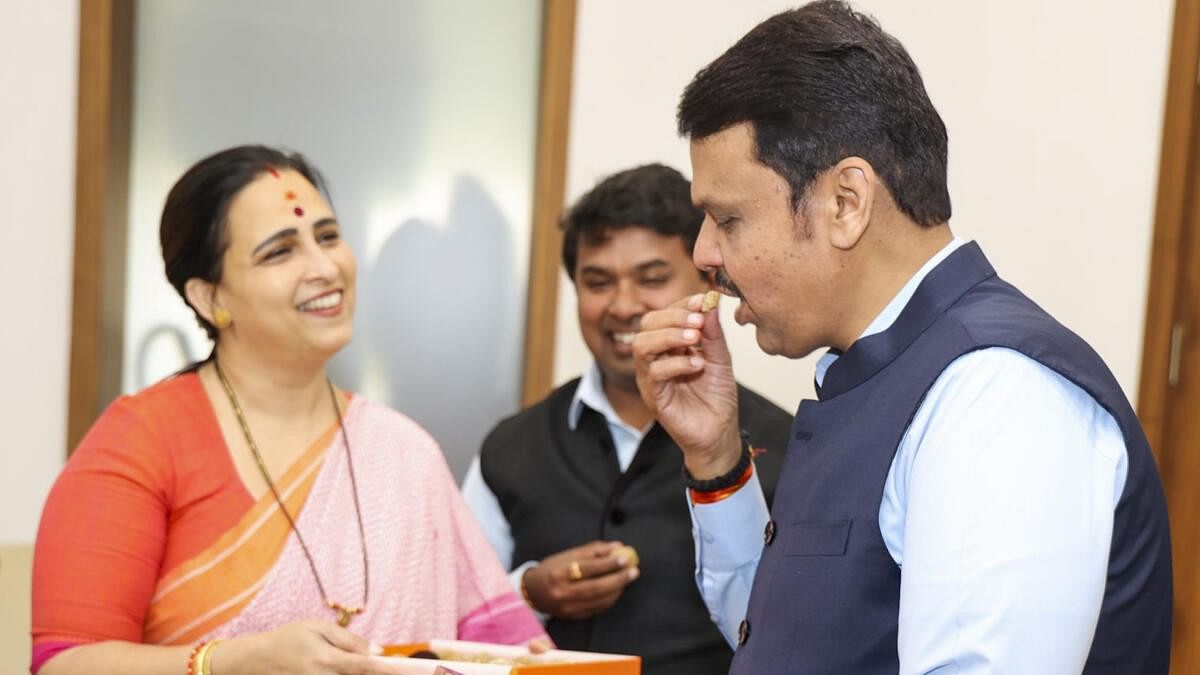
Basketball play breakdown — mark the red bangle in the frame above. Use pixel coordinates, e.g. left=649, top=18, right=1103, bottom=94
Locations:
left=689, top=461, right=754, bottom=504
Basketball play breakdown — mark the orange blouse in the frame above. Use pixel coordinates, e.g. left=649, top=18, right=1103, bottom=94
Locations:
left=33, top=371, right=549, bottom=674
left=33, top=373, right=257, bottom=646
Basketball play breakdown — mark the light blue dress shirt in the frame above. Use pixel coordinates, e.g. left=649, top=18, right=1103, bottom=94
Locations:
left=462, top=362, right=649, bottom=593
left=690, top=238, right=1129, bottom=674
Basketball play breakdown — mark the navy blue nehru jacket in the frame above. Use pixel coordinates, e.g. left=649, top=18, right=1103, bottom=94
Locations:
left=728, top=242, right=1171, bottom=675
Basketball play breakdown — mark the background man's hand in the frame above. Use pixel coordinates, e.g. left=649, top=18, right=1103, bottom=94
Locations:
left=522, top=541, right=639, bottom=620
left=633, top=293, right=742, bottom=478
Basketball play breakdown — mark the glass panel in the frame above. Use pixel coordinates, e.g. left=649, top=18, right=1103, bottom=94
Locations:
left=123, top=0, right=542, bottom=477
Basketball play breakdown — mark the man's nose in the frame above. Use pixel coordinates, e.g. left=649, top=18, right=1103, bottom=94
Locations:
left=608, top=279, right=643, bottom=319
left=693, top=215, right=723, bottom=273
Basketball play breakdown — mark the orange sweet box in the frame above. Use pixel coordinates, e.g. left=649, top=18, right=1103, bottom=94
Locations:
left=375, top=639, right=641, bottom=675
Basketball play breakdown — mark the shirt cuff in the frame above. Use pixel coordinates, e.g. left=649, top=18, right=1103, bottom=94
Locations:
left=688, top=466, right=770, bottom=572
left=508, top=560, right=548, bottom=624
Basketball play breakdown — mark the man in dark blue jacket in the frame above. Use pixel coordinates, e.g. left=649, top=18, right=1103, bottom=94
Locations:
left=633, top=2, right=1172, bottom=673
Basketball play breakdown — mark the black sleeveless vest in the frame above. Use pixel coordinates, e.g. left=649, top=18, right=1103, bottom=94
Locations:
left=729, top=242, right=1171, bottom=674
left=481, top=382, right=792, bottom=675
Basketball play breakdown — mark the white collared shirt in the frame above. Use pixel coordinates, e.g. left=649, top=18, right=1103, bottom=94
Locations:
left=690, top=238, right=1128, bottom=674
left=461, top=363, right=649, bottom=593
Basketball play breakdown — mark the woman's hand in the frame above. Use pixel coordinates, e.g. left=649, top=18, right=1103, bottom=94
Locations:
left=211, top=620, right=394, bottom=675
left=522, top=541, right=639, bottom=620
left=633, top=293, right=743, bottom=479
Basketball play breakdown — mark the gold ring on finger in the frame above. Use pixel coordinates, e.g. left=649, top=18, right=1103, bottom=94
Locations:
left=568, top=560, right=583, bottom=581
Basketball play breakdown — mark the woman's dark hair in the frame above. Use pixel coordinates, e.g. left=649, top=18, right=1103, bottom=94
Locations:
left=160, top=145, right=327, bottom=340
left=560, top=163, right=705, bottom=281
left=677, top=0, right=951, bottom=226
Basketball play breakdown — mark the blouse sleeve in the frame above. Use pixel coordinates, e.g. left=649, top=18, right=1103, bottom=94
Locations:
left=32, top=396, right=172, bottom=649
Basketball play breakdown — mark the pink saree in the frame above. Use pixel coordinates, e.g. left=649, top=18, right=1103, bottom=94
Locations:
left=148, top=396, right=545, bottom=648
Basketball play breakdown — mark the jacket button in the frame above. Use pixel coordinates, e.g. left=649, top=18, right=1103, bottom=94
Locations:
left=737, top=619, right=750, bottom=646
left=609, top=509, right=626, bottom=525
left=763, top=520, right=776, bottom=546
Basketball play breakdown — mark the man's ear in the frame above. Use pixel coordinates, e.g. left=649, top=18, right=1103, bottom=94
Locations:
left=825, top=156, right=876, bottom=251
left=184, top=277, right=219, bottom=325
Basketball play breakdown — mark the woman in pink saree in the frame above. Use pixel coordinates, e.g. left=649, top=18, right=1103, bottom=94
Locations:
left=32, top=146, right=546, bottom=675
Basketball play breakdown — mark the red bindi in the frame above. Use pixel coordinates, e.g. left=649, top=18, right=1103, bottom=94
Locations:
left=294, top=206, right=305, bottom=217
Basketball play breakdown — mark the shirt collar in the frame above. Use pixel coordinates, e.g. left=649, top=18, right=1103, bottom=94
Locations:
left=567, top=362, right=649, bottom=438
left=815, top=237, right=966, bottom=387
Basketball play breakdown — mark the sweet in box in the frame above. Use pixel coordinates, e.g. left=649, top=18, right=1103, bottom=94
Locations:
left=376, top=638, right=641, bottom=675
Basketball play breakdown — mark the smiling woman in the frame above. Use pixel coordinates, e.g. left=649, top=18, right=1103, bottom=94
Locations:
left=31, top=146, right=548, bottom=675
left=169, top=154, right=358, bottom=368
left=59, top=0, right=566, bottom=489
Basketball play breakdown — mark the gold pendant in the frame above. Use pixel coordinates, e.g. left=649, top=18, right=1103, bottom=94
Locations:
left=328, top=601, right=363, bottom=627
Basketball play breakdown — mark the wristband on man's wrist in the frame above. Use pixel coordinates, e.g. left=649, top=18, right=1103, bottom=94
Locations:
left=683, top=431, right=755, bottom=504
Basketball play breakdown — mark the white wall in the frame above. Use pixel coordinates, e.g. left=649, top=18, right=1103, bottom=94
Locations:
left=555, top=0, right=1173, bottom=413
left=0, top=1, right=78, bottom=544
left=0, top=3, right=76, bottom=669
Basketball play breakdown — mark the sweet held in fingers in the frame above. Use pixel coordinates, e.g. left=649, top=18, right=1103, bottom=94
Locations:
left=685, top=291, right=719, bottom=355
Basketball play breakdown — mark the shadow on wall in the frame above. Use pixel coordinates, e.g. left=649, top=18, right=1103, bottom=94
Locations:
left=340, top=174, right=522, bottom=480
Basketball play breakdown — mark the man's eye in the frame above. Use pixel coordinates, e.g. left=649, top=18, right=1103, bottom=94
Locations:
left=641, top=277, right=669, bottom=287
left=583, top=279, right=611, bottom=291
left=716, top=215, right=739, bottom=231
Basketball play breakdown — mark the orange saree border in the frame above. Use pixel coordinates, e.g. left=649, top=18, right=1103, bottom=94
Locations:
left=143, top=422, right=339, bottom=645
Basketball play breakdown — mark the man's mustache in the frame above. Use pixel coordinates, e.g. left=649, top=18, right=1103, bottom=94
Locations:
left=713, top=269, right=742, bottom=299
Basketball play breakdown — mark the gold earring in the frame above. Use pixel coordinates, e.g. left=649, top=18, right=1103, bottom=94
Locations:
left=213, top=308, right=232, bottom=329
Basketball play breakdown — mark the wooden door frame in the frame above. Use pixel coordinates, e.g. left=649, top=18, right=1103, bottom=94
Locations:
left=1137, top=0, right=1199, bottom=456
left=67, top=0, right=133, bottom=452
left=521, top=0, right=576, bottom=407
left=66, top=0, right=576, bottom=453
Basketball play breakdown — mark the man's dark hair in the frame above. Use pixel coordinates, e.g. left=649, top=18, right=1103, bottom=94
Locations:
left=677, top=0, right=951, bottom=226
left=560, top=163, right=705, bottom=280
left=160, top=145, right=328, bottom=340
